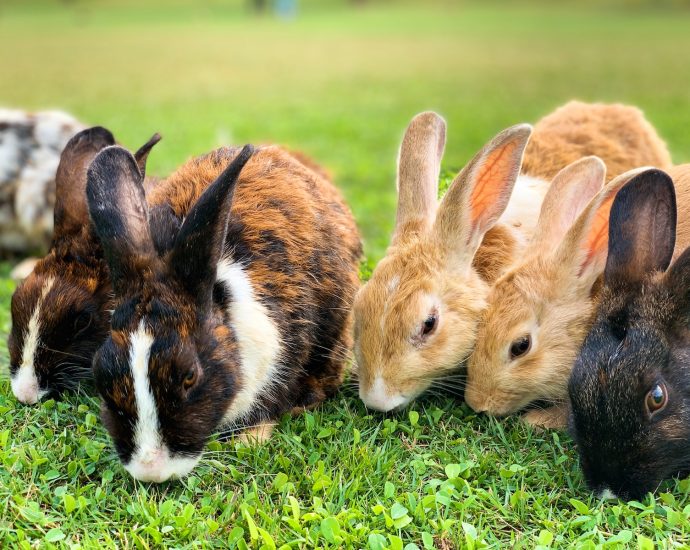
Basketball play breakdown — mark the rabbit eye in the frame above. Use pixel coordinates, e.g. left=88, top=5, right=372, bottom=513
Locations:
left=74, top=312, right=94, bottom=336
left=183, top=368, right=198, bottom=390
left=509, top=335, right=531, bottom=359
left=421, top=313, right=438, bottom=337
left=645, top=383, right=668, bottom=416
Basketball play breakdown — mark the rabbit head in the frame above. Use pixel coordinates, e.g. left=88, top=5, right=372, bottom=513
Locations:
left=354, top=112, right=532, bottom=411
left=465, top=159, right=645, bottom=425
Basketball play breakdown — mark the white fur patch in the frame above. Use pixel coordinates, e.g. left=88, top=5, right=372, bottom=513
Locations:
left=498, top=175, right=549, bottom=242
left=599, top=488, right=618, bottom=500
left=11, top=277, right=55, bottom=404
left=124, top=321, right=203, bottom=482
left=360, top=375, right=408, bottom=412
left=216, top=258, right=282, bottom=424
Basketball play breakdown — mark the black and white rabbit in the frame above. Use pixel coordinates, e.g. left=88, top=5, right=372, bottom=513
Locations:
left=86, top=143, right=361, bottom=482
left=568, top=167, right=690, bottom=500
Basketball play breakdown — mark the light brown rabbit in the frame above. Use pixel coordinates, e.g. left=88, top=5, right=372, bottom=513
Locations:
left=354, top=112, right=537, bottom=411
left=521, top=100, right=672, bottom=182
left=465, top=162, right=653, bottom=428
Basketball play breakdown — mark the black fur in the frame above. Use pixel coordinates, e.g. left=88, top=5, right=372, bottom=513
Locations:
left=568, top=169, right=689, bottom=500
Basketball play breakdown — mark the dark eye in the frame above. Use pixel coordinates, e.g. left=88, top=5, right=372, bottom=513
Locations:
left=74, top=312, right=93, bottom=335
left=183, top=368, right=197, bottom=391
left=509, top=335, right=531, bottom=359
left=421, top=314, right=437, bottom=337
left=645, top=383, right=668, bottom=416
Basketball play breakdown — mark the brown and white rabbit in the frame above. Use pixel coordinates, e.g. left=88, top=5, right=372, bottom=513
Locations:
left=86, top=143, right=361, bottom=482
left=0, top=109, right=84, bottom=256
left=568, top=168, right=690, bottom=500
left=465, top=161, right=651, bottom=428
left=354, top=112, right=536, bottom=412
left=7, top=128, right=161, bottom=404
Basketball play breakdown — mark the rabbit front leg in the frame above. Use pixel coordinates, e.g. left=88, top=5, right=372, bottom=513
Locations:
left=522, top=403, right=568, bottom=430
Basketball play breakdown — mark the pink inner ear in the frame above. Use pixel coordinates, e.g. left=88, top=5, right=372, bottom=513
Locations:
left=580, top=194, right=616, bottom=276
left=470, top=142, right=518, bottom=228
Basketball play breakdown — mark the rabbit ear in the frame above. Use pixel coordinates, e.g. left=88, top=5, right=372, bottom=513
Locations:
left=393, top=112, right=446, bottom=243
left=170, top=145, right=254, bottom=310
left=86, top=146, right=155, bottom=293
left=604, top=169, right=676, bottom=286
left=432, top=123, right=532, bottom=267
left=529, top=156, right=605, bottom=254
left=54, top=126, right=116, bottom=238
left=665, top=246, right=690, bottom=303
left=555, top=167, right=652, bottom=288
left=133, top=133, right=162, bottom=180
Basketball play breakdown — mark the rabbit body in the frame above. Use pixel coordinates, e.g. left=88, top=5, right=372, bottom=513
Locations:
left=87, top=144, right=361, bottom=482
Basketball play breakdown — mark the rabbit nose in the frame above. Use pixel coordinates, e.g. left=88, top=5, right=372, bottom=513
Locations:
left=360, top=376, right=408, bottom=412
left=11, top=370, right=40, bottom=405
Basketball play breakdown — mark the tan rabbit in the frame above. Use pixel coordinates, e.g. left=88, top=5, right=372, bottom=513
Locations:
left=465, top=162, right=653, bottom=428
left=522, top=100, right=672, bottom=182
left=354, top=112, right=538, bottom=411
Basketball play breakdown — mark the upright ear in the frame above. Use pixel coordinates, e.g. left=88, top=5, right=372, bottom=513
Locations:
left=54, top=126, right=116, bottom=238
left=170, top=145, right=254, bottom=310
left=665, top=246, right=690, bottom=304
left=528, top=156, right=605, bottom=254
left=604, top=169, right=676, bottom=286
left=133, top=133, right=162, bottom=179
left=432, top=123, right=532, bottom=267
left=554, top=167, right=654, bottom=289
left=86, top=146, right=155, bottom=293
left=393, top=112, right=446, bottom=243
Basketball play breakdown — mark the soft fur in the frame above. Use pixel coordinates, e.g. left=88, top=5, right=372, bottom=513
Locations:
left=522, top=101, right=672, bottom=181
left=568, top=169, right=689, bottom=501
left=88, top=144, right=361, bottom=482
left=466, top=161, right=646, bottom=428
left=354, top=112, right=535, bottom=412
left=8, top=129, right=162, bottom=404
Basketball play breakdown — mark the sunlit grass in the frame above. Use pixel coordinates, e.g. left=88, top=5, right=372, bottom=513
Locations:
left=1, top=2, right=690, bottom=547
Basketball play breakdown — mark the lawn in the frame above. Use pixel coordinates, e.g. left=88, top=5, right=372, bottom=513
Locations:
left=1, top=1, right=690, bottom=548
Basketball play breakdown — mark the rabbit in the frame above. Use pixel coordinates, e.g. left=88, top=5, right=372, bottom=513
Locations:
left=567, top=167, right=690, bottom=501
left=86, top=143, right=361, bottom=482
left=465, top=160, right=652, bottom=429
left=521, top=100, right=672, bottom=182
left=354, top=102, right=673, bottom=413
left=354, top=112, right=539, bottom=412
left=0, top=109, right=84, bottom=256
left=7, top=128, right=162, bottom=404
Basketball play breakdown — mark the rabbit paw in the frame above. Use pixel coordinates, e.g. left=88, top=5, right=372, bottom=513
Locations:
left=522, top=404, right=568, bottom=430
left=238, top=421, right=276, bottom=445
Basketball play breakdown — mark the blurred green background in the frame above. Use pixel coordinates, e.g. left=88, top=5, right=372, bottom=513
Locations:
left=2, top=0, right=690, bottom=262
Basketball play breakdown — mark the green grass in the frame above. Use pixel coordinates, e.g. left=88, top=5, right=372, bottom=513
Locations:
left=2, top=2, right=690, bottom=548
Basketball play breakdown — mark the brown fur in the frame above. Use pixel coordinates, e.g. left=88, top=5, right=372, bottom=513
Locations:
left=522, top=101, right=672, bottom=182
left=355, top=113, right=534, bottom=410
left=148, top=145, right=361, bottom=401
left=668, top=164, right=690, bottom=258
left=93, top=144, right=361, bottom=473
left=466, top=167, right=648, bottom=428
